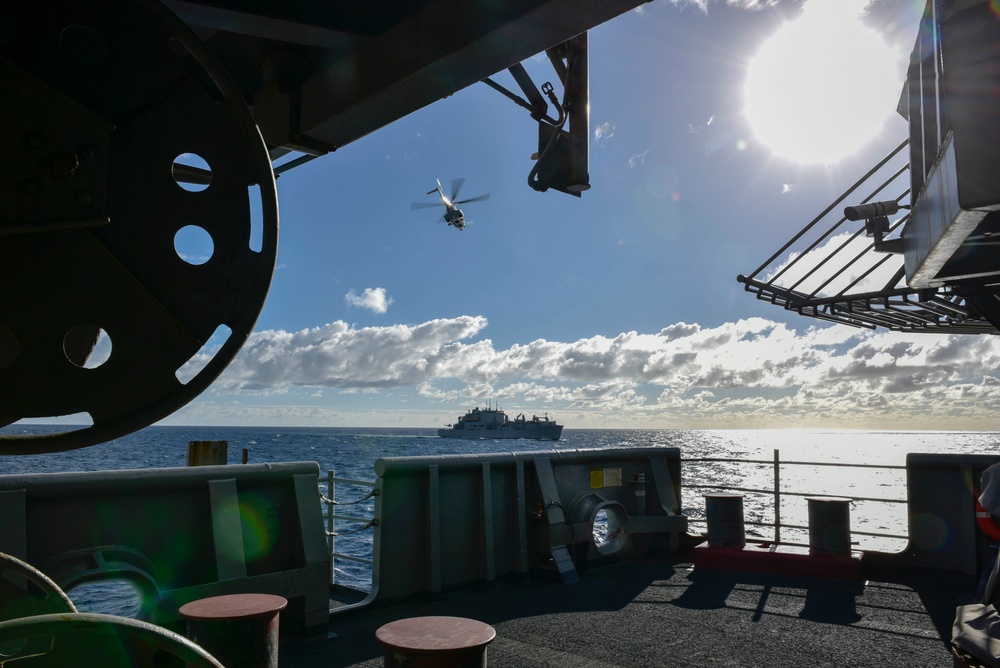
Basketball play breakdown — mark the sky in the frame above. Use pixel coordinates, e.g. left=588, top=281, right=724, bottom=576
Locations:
left=147, top=0, right=1000, bottom=431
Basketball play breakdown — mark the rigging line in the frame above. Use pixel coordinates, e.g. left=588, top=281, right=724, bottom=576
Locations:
left=327, top=519, right=378, bottom=537
left=320, top=489, right=377, bottom=505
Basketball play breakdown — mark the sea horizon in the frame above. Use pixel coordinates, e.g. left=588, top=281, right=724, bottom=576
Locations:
left=8, top=421, right=999, bottom=434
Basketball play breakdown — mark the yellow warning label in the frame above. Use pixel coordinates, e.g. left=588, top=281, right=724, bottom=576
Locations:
left=590, top=467, right=623, bottom=488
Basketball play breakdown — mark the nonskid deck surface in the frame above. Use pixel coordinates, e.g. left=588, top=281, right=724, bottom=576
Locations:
left=281, top=557, right=968, bottom=667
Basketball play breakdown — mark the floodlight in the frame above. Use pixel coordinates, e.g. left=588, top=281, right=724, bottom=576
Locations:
left=844, top=201, right=904, bottom=221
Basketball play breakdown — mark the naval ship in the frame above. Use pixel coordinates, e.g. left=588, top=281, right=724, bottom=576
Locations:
left=438, top=405, right=563, bottom=440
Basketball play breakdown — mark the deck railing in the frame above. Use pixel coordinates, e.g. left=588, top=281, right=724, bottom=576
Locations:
left=682, top=449, right=909, bottom=549
left=318, top=450, right=911, bottom=592
left=320, top=470, right=377, bottom=586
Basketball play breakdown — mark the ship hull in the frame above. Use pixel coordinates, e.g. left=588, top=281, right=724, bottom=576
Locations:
left=437, top=425, right=563, bottom=440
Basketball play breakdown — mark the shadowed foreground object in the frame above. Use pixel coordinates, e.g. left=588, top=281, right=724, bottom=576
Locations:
left=376, top=616, right=496, bottom=668
left=0, top=612, right=224, bottom=667
left=180, top=593, right=288, bottom=668
left=0, top=0, right=646, bottom=454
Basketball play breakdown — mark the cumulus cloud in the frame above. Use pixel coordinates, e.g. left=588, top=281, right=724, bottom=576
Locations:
left=214, top=316, right=487, bottom=391
left=345, top=287, right=394, bottom=314
left=198, top=315, right=1000, bottom=429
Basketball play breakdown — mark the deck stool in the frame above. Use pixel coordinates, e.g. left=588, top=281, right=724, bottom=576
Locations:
left=375, top=615, right=496, bottom=667
left=179, top=593, right=287, bottom=668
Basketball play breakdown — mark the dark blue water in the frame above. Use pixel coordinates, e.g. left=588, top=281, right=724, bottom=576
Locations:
left=2, top=424, right=998, bottom=614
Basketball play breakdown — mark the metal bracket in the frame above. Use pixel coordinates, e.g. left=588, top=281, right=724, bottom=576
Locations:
left=482, top=34, right=590, bottom=197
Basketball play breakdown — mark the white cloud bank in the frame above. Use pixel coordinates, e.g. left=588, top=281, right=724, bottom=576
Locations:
left=179, top=315, right=1000, bottom=430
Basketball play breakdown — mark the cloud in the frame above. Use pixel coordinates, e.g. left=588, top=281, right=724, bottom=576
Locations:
left=345, top=287, right=394, bottom=314
left=211, top=317, right=488, bottom=391
left=763, top=231, right=905, bottom=296
left=665, top=0, right=774, bottom=13
left=629, top=149, right=650, bottom=168
left=688, top=115, right=715, bottom=133
left=726, top=0, right=778, bottom=9
left=665, top=0, right=709, bottom=13
left=198, top=315, right=1000, bottom=429
left=594, top=122, right=615, bottom=144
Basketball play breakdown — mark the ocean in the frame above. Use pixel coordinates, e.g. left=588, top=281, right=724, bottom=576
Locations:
left=2, top=424, right=999, bottom=615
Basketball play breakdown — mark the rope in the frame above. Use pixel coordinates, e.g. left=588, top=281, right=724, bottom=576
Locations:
left=326, top=519, right=378, bottom=537
left=320, top=489, right=376, bottom=506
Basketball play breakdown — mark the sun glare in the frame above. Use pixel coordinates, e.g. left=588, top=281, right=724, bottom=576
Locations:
left=744, top=2, right=901, bottom=164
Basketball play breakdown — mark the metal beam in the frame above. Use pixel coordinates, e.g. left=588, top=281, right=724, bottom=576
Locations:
left=295, top=0, right=645, bottom=150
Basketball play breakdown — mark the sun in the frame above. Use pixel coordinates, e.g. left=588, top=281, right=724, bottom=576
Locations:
left=744, top=2, right=902, bottom=165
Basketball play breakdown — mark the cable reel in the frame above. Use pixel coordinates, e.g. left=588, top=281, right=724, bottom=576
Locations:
left=0, top=0, right=278, bottom=453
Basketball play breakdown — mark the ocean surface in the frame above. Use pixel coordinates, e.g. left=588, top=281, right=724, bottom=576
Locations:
left=2, top=424, right=999, bottom=616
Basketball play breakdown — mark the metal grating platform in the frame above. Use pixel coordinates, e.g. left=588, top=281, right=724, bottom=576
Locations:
left=737, top=140, right=999, bottom=335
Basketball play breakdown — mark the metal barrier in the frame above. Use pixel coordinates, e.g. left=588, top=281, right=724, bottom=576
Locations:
left=884, top=453, right=1000, bottom=576
left=0, top=462, right=330, bottom=632
left=682, top=449, right=909, bottom=549
left=0, top=447, right=991, bottom=631
left=320, top=471, right=377, bottom=588
left=317, top=448, right=922, bottom=597
left=370, top=447, right=687, bottom=601
left=320, top=449, right=1000, bottom=602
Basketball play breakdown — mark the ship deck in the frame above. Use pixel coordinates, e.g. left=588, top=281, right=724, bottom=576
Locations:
left=281, top=555, right=970, bottom=667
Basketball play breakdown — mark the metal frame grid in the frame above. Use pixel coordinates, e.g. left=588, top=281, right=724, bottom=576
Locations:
left=737, top=140, right=998, bottom=335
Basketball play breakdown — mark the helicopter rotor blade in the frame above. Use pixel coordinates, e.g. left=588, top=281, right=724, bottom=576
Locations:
left=455, top=193, right=490, bottom=205
left=410, top=202, right=444, bottom=210
left=450, top=177, right=466, bottom=202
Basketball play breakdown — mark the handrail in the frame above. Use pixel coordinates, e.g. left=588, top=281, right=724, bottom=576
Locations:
left=321, top=470, right=377, bottom=586
left=683, top=456, right=906, bottom=470
left=682, top=449, right=909, bottom=547
left=321, top=450, right=909, bottom=591
left=685, top=483, right=904, bottom=506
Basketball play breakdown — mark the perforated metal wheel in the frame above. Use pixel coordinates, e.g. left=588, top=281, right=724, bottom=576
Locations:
left=0, top=612, right=225, bottom=667
left=0, top=0, right=278, bottom=453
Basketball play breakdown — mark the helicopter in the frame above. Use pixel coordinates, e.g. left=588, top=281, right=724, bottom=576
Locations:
left=410, top=178, right=490, bottom=230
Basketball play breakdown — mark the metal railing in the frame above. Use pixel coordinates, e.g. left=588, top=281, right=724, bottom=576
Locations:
left=736, top=139, right=998, bottom=335
left=320, top=470, right=378, bottom=586
left=318, top=451, right=910, bottom=592
left=682, top=449, right=908, bottom=548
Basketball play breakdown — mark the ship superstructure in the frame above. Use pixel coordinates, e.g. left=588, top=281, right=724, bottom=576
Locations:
left=438, top=405, right=563, bottom=440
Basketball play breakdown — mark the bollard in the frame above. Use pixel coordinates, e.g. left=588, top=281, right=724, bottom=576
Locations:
left=187, top=440, right=228, bottom=466
left=704, top=494, right=745, bottom=548
left=179, top=593, right=287, bottom=668
left=376, top=616, right=496, bottom=668
left=807, top=496, right=852, bottom=556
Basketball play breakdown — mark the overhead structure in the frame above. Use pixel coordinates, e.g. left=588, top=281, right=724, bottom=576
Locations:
left=0, top=0, right=648, bottom=453
left=739, top=0, right=1000, bottom=335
